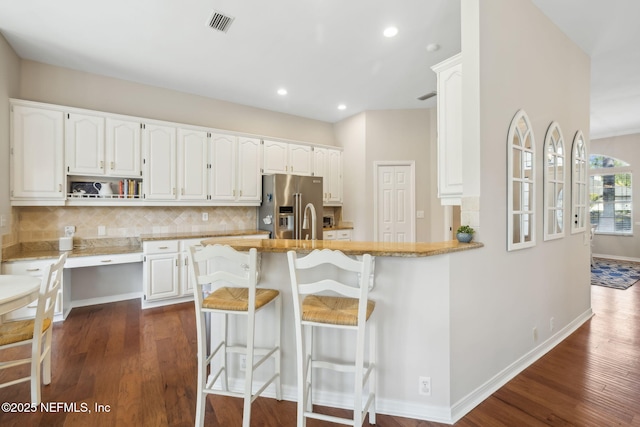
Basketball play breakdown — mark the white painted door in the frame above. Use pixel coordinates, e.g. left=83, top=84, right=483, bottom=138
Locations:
left=144, top=253, right=180, bottom=300
left=65, top=112, right=105, bottom=175
left=106, top=118, right=141, bottom=178
left=236, top=137, right=261, bottom=202
left=289, top=143, right=313, bottom=175
left=177, top=128, right=208, bottom=201
left=262, top=140, right=288, bottom=174
left=210, top=133, right=236, bottom=201
left=376, top=164, right=415, bottom=242
left=11, top=105, right=65, bottom=200
left=144, top=123, right=176, bottom=200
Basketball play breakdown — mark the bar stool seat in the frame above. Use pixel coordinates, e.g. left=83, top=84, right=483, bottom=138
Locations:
left=188, top=244, right=282, bottom=427
left=287, top=248, right=376, bottom=427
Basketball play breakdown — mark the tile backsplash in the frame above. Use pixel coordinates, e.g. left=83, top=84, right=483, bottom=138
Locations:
left=4, top=206, right=257, bottom=246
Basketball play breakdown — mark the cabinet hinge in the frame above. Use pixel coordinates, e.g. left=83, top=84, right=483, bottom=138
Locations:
left=143, top=255, right=146, bottom=262
left=67, top=166, right=69, bottom=172
left=260, top=140, right=264, bottom=145
left=143, top=158, right=146, bottom=164
left=260, top=168, right=264, bottom=173
left=140, top=170, right=142, bottom=176
left=67, top=113, right=70, bottom=119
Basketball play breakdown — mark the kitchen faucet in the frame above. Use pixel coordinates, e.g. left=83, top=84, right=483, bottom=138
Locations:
left=302, top=203, right=317, bottom=240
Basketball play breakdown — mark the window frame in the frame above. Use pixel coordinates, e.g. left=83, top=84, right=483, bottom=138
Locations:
left=543, top=122, right=566, bottom=241
left=507, top=109, right=536, bottom=251
left=589, top=154, right=633, bottom=236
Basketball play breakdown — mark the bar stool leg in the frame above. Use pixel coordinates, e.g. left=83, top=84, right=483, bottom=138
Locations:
left=221, top=313, right=229, bottom=392
left=369, top=318, right=377, bottom=425
left=242, top=307, right=257, bottom=427
left=275, top=295, right=283, bottom=400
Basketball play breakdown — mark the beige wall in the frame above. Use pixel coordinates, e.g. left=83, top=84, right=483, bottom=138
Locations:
left=335, top=112, right=368, bottom=240
left=19, top=60, right=336, bottom=146
left=591, top=133, right=640, bottom=259
left=336, top=109, right=434, bottom=242
left=0, top=34, right=21, bottom=245
left=449, top=0, right=591, bottom=409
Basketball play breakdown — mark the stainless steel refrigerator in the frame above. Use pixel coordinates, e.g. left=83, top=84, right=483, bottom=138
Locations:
left=258, top=174, right=324, bottom=240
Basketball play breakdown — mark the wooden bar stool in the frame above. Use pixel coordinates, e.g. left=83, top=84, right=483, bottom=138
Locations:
left=188, top=244, right=282, bottom=427
left=287, top=249, right=376, bottom=427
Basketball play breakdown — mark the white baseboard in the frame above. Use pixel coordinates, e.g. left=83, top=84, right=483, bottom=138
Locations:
left=449, top=308, right=594, bottom=423
left=71, top=292, right=142, bottom=309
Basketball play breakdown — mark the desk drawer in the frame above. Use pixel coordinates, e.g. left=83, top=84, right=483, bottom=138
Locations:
left=143, top=240, right=179, bottom=254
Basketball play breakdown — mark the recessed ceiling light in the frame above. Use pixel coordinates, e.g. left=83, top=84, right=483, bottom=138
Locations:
left=277, top=88, right=287, bottom=96
left=383, top=27, right=398, bottom=38
left=337, top=104, right=347, bottom=110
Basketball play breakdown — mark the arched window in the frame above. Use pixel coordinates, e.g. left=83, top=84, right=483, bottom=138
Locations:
left=571, top=131, right=588, bottom=233
left=589, top=154, right=632, bottom=235
left=544, top=122, right=565, bottom=240
left=508, top=110, right=535, bottom=251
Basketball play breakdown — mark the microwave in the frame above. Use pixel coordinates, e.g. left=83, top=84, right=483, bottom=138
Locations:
left=323, top=216, right=334, bottom=228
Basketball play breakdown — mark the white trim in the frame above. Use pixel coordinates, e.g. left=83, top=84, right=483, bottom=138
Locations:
left=592, top=253, right=640, bottom=263
left=373, top=161, right=416, bottom=242
left=70, top=292, right=142, bottom=309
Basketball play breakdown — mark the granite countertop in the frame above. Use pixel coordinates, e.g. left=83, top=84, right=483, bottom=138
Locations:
left=200, top=238, right=483, bottom=258
left=322, top=225, right=354, bottom=231
left=138, top=230, right=270, bottom=241
left=2, top=230, right=270, bottom=262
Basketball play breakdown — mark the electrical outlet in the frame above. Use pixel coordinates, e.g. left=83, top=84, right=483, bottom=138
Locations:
left=418, top=376, right=431, bottom=396
left=98, top=225, right=106, bottom=236
left=202, top=212, right=209, bottom=221
left=64, top=225, right=75, bottom=235
left=533, top=327, right=538, bottom=341
left=239, top=355, right=246, bottom=372
left=550, top=317, right=555, bottom=331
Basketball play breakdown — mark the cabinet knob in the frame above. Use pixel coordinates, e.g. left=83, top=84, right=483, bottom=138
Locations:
left=110, top=161, right=115, bottom=170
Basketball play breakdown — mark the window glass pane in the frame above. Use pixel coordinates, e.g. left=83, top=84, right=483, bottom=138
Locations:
left=524, top=182, right=533, bottom=211
left=513, top=148, right=522, bottom=179
left=523, top=214, right=532, bottom=242
left=513, top=214, right=521, bottom=244
left=513, top=182, right=521, bottom=211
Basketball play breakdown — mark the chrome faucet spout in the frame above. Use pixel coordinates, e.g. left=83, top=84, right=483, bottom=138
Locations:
left=302, top=203, right=317, bottom=240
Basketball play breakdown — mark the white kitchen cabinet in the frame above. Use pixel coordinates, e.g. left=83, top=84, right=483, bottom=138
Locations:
left=143, top=123, right=177, bottom=200
left=1, top=258, right=65, bottom=321
left=322, top=229, right=352, bottom=241
left=210, top=134, right=261, bottom=203
left=177, top=128, right=208, bottom=201
left=263, top=140, right=312, bottom=175
left=65, top=112, right=106, bottom=175
left=105, top=118, right=142, bottom=178
left=143, top=240, right=180, bottom=301
left=313, top=147, right=342, bottom=205
left=236, top=137, right=262, bottom=202
left=10, top=103, right=65, bottom=202
left=432, top=53, right=463, bottom=205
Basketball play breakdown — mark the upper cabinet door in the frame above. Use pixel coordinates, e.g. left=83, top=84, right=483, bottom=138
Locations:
left=210, top=133, right=236, bottom=201
left=262, top=140, right=288, bottom=174
left=432, top=53, right=463, bottom=205
left=65, top=112, right=105, bottom=175
left=144, top=123, right=177, bottom=200
left=236, top=137, right=261, bottom=202
left=289, top=143, right=312, bottom=176
left=106, top=118, right=141, bottom=178
left=326, top=149, right=342, bottom=204
left=11, top=104, right=65, bottom=200
left=177, top=128, right=208, bottom=201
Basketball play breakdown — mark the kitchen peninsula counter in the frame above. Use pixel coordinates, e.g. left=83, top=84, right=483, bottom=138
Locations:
left=197, top=236, right=483, bottom=417
left=201, top=237, right=483, bottom=257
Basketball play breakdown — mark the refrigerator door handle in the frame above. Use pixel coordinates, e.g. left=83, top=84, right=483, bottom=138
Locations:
left=294, top=193, right=300, bottom=240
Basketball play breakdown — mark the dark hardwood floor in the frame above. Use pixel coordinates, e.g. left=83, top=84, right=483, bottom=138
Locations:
left=0, top=282, right=638, bottom=426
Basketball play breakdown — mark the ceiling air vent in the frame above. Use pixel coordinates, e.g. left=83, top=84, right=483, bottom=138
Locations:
left=208, top=11, right=234, bottom=33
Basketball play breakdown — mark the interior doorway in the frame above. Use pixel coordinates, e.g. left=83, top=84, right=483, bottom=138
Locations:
left=374, top=162, right=416, bottom=242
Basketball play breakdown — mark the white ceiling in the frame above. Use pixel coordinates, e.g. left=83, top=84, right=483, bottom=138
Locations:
left=0, top=0, right=638, bottom=139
